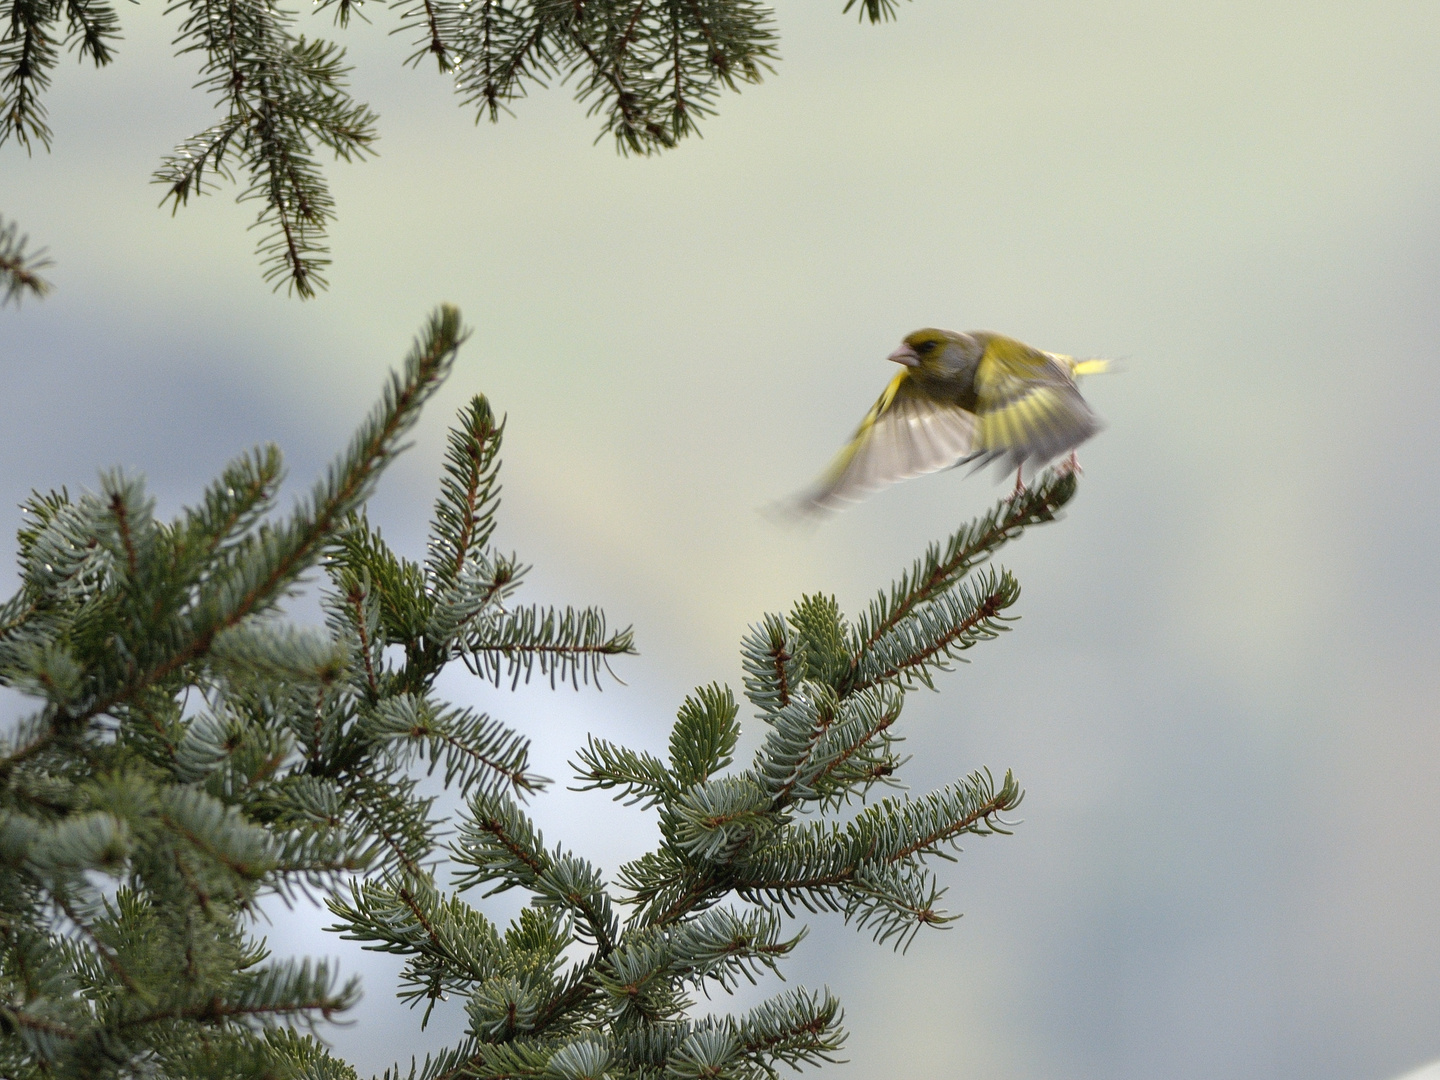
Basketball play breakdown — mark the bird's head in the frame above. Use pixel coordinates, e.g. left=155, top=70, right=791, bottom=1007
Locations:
left=888, top=328, right=982, bottom=378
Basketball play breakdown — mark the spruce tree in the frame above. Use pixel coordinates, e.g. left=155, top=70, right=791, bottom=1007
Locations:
left=0, top=306, right=1078, bottom=1080
left=2, top=1, right=910, bottom=297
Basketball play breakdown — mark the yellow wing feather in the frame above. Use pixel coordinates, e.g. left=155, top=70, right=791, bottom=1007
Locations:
left=969, top=336, right=1101, bottom=471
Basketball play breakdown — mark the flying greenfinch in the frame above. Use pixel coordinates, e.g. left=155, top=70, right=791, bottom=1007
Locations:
left=799, top=329, right=1106, bottom=513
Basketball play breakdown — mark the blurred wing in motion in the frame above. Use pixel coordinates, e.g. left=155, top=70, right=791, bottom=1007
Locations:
left=799, top=370, right=978, bottom=513
left=966, top=335, right=1101, bottom=473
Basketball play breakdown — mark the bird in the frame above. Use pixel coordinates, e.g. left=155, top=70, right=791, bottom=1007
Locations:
left=797, top=328, right=1106, bottom=513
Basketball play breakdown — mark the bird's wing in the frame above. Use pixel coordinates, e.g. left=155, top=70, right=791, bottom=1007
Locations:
left=967, top=336, right=1101, bottom=472
left=799, top=370, right=978, bottom=512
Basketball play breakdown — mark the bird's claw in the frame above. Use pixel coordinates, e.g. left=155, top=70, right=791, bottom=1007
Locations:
left=1007, top=466, right=1027, bottom=503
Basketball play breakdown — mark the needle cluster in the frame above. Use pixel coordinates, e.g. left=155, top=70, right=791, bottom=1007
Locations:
left=0, top=212, right=51, bottom=304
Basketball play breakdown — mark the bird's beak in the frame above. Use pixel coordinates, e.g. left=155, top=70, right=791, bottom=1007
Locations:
left=888, top=343, right=920, bottom=367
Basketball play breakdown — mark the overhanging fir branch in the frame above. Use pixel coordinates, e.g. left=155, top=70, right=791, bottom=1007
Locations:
left=569, top=0, right=780, bottom=156
left=0, top=213, right=53, bottom=303
left=157, top=0, right=378, bottom=296
left=843, top=0, right=908, bottom=23
left=61, top=0, right=121, bottom=67
left=0, top=0, right=59, bottom=151
left=392, top=0, right=464, bottom=71
left=10, top=4, right=922, bottom=293
left=0, top=0, right=119, bottom=153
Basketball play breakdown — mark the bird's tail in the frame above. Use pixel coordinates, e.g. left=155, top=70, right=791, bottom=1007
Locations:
left=1045, top=352, right=1112, bottom=379
left=1068, top=358, right=1110, bottom=377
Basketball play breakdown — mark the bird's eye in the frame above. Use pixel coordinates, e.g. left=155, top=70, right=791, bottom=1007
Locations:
left=915, top=340, right=937, bottom=354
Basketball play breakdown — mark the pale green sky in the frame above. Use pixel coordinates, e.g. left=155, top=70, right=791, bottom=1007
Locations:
left=5, top=3, right=1440, bottom=1078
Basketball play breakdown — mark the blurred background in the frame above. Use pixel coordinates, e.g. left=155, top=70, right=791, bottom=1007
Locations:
left=5, top=2, right=1440, bottom=1077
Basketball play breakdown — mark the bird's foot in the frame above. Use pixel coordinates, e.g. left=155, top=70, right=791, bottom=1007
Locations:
left=1008, top=466, right=1027, bottom=502
left=1057, top=451, right=1083, bottom=477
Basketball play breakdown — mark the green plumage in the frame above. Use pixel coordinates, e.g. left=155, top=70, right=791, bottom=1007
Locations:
left=800, top=328, right=1104, bottom=512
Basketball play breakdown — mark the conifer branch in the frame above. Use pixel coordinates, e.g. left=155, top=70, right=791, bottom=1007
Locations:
left=572, top=735, right=674, bottom=807
left=0, top=1006, right=80, bottom=1040
left=427, top=396, right=504, bottom=589
left=845, top=470, right=1076, bottom=689
left=668, top=683, right=740, bottom=787
left=118, top=958, right=358, bottom=1028
left=740, top=613, right=798, bottom=719
left=0, top=715, right=62, bottom=776
left=0, top=0, right=58, bottom=151
left=735, top=987, right=846, bottom=1072
left=51, top=889, right=143, bottom=997
left=342, top=773, right=431, bottom=879
left=731, top=770, right=1022, bottom=930
left=6, top=4, right=920, bottom=293
left=63, top=306, right=461, bottom=727
left=0, top=303, right=1080, bottom=1080
left=182, top=445, right=284, bottom=562
left=157, top=0, right=379, bottom=295
left=364, top=696, right=546, bottom=797
left=844, top=568, right=1019, bottom=695
left=394, top=0, right=459, bottom=71
left=62, top=0, right=121, bottom=66
left=330, top=875, right=504, bottom=1008
left=0, top=214, right=53, bottom=303
left=456, top=792, right=618, bottom=954
left=346, top=578, right=382, bottom=697
left=756, top=682, right=903, bottom=810
left=455, top=5, right=552, bottom=125
left=843, top=0, right=908, bottom=23
left=463, top=605, right=636, bottom=690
